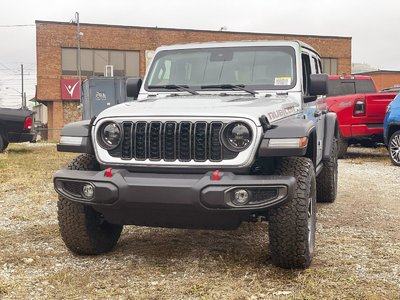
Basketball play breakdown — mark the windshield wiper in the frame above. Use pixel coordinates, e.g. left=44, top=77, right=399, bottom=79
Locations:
left=148, top=84, right=199, bottom=95
left=200, top=84, right=258, bottom=96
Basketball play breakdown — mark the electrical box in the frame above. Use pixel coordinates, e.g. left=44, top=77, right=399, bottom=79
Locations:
left=82, top=77, right=134, bottom=120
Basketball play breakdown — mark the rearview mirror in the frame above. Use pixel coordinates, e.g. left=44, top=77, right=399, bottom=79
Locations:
left=126, top=78, right=143, bottom=99
left=310, top=74, right=328, bottom=96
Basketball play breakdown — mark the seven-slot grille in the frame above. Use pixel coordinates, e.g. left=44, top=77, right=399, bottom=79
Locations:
left=118, top=121, right=224, bottom=162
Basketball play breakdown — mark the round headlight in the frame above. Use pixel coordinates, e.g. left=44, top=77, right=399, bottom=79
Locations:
left=99, top=122, right=122, bottom=150
left=223, top=122, right=252, bottom=151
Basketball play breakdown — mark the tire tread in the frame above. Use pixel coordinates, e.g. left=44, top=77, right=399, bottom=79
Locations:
left=57, top=154, right=122, bottom=255
left=268, top=157, right=316, bottom=269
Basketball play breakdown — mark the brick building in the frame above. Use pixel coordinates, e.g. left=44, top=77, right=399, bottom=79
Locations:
left=353, top=70, right=400, bottom=91
left=36, top=20, right=352, bottom=140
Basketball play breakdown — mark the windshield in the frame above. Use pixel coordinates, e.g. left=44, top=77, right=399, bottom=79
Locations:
left=145, top=46, right=296, bottom=92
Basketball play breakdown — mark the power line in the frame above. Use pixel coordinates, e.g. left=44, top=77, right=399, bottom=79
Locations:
left=0, top=63, right=19, bottom=74
left=0, top=24, right=35, bottom=27
left=0, top=69, right=36, bottom=71
left=0, top=75, right=36, bottom=78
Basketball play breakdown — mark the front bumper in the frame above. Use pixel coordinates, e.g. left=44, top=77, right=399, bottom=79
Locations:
left=54, top=169, right=295, bottom=229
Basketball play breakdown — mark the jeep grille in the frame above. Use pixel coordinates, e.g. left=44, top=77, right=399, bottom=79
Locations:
left=116, top=121, right=225, bottom=162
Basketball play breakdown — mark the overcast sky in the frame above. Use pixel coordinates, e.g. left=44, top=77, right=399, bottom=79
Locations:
left=0, top=0, right=399, bottom=108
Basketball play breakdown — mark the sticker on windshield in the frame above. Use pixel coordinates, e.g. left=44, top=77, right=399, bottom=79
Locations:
left=274, top=77, right=292, bottom=86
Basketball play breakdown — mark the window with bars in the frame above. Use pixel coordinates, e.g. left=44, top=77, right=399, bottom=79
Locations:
left=61, top=48, right=140, bottom=77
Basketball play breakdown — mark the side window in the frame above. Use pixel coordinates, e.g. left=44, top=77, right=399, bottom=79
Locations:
left=302, top=53, right=312, bottom=95
left=355, top=79, right=377, bottom=93
left=312, top=57, right=320, bottom=74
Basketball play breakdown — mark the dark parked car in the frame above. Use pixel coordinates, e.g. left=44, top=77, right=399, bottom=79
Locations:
left=0, top=108, right=36, bottom=152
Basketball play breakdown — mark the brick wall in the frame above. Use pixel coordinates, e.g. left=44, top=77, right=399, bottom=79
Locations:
left=367, top=73, right=400, bottom=90
left=36, top=21, right=352, bottom=140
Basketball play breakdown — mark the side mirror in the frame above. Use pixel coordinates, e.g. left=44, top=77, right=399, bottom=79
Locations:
left=309, top=74, right=328, bottom=96
left=126, top=78, right=143, bottom=99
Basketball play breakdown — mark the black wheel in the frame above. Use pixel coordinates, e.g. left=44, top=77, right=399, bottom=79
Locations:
left=268, top=157, right=316, bottom=269
left=337, top=131, right=348, bottom=159
left=0, top=135, right=8, bottom=152
left=317, top=137, right=338, bottom=203
left=388, top=130, right=400, bottom=166
left=57, top=154, right=123, bottom=255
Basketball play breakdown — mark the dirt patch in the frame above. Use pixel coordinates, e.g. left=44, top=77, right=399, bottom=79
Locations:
left=0, top=143, right=399, bottom=299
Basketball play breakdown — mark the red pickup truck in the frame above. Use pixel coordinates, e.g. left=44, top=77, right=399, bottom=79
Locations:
left=326, top=75, right=397, bottom=157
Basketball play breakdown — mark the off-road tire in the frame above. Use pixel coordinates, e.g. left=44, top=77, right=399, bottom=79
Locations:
left=337, top=131, right=348, bottom=159
left=268, top=157, right=316, bottom=269
left=57, top=154, right=123, bottom=255
left=317, top=137, right=338, bottom=203
left=0, top=135, right=8, bottom=152
left=388, top=130, right=400, bottom=166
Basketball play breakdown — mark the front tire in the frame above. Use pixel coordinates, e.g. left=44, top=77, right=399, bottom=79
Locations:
left=57, top=154, right=123, bottom=255
left=388, top=130, right=400, bottom=166
left=268, top=157, right=317, bottom=269
left=0, top=135, right=8, bottom=152
left=317, top=137, right=338, bottom=203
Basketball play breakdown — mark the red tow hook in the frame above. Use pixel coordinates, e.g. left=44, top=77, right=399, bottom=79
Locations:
left=212, top=170, right=221, bottom=181
left=104, top=167, right=113, bottom=178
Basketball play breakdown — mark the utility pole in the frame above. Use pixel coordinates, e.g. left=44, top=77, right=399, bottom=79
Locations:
left=75, top=12, right=82, bottom=107
left=21, top=64, right=24, bottom=109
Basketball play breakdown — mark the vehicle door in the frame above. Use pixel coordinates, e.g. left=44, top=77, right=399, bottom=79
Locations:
left=302, top=51, right=325, bottom=165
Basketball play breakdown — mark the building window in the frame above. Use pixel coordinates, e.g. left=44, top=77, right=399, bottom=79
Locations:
left=322, top=58, right=338, bottom=75
left=61, top=48, right=140, bottom=77
left=126, top=51, right=140, bottom=76
left=61, top=48, right=77, bottom=75
left=81, top=49, right=94, bottom=76
left=94, top=50, right=108, bottom=76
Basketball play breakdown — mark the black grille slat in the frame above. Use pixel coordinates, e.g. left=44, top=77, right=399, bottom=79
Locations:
left=210, top=122, right=223, bottom=161
left=135, top=122, right=147, bottom=160
left=149, top=122, right=162, bottom=160
left=122, top=122, right=132, bottom=159
left=131, top=123, right=136, bottom=158
left=164, top=122, right=177, bottom=161
left=178, top=122, right=192, bottom=161
left=194, top=122, right=207, bottom=161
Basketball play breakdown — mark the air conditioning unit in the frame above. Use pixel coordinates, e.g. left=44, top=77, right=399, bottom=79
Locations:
left=104, top=65, right=114, bottom=77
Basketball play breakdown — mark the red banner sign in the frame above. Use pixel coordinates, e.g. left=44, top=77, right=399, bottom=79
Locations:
left=61, top=79, right=81, bottom=100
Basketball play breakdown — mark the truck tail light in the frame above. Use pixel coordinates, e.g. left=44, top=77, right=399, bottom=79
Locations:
left=353, top=98, right=366, bottom=116
left=23, top=116, right=32, bottom=130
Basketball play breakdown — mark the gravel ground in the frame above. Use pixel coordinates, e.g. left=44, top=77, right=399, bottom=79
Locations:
left=0, top=143, right=399, bottom=299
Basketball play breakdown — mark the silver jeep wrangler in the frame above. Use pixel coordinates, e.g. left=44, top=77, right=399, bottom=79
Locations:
left=54, top=40, right=338, bottom=269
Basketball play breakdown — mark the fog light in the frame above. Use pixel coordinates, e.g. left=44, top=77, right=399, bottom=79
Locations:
left=82, top=184, right=94, bottom=199
left=233, top=189, right=250, bottom=205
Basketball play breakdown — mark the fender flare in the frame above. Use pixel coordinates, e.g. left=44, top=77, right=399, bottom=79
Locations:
left=322, top=112, right=338, bottom=160
left=258, top=118, right=316, bottom=159
left=57, top=119, right=94, bottom=154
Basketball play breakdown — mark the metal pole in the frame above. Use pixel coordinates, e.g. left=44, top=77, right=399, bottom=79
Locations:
left=75, top=12, right=82, bottom=107
left=21, top=64, right=24, bottom=109
left=23, top=92, right=26, bottom=109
